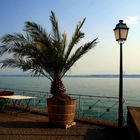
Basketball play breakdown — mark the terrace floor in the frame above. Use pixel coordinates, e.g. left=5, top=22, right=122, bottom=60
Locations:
left=0, top=111, right=130, bottom=140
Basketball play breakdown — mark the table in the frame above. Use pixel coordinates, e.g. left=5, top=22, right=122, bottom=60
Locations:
left=0, top=95, right=36, bottom=100
left=0, top=95, right=36, bottom=109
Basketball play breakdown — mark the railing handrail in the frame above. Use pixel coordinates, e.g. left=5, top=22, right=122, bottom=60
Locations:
left=0, top=87, right=50, bottom=94
left=0, top=87, right=119, bottom=100
left=68, top=93, right=119, bottom=100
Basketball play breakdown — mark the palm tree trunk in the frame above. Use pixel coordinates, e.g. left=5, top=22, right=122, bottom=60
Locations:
left=51, top=79, right=66, bottom=96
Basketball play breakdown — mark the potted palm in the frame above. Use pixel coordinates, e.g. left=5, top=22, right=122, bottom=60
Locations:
left=0, top=11, right=97, bottom=127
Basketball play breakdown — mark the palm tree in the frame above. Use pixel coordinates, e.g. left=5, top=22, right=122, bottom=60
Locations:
left=0, top=11, right=97, bottom=98
left=0, top=11, right=98, bottom=127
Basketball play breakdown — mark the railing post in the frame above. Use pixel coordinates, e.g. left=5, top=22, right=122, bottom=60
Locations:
left=78, top=95, right=81, bottom=118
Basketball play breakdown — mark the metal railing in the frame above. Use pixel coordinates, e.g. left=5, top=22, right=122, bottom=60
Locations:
left=69, top=93, right=121, bottom=121
left=1, top=87, right=138, bottom=122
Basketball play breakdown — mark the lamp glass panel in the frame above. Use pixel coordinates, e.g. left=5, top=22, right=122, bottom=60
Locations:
left=120, top=29, right=128, bottom=40
left=114, top=29, right=120, bottom=41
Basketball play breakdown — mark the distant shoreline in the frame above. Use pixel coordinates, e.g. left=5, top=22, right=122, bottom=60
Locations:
left=65, top=74, right=140, bottom=78
left=0, top=74, right=140, bottom=78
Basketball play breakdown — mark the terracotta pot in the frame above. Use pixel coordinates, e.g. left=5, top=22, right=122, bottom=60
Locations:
left=47, top=97, right=76, bottom=126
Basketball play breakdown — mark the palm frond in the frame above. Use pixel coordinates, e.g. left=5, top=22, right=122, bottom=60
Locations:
left=61, top=32, right=67, bottom=56
left=0, top=58, right=25, bottom=69
left=0, top=33, right=32, bottom=55
left=1, top=33, right=25, bottom=43
left=64, top=18, right=86, bottom=62
left=0, top=58, right=53, bottom=80
left=25, top=21, right=47, bottom=40
left=25, top=22, right=53, bottom=48
left=60, top=38, right=98, bottom=78
left=50, top=11, right=61, bottom=42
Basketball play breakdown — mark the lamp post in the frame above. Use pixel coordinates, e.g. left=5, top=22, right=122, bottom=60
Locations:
left=113, top=20, right=129, bottom=128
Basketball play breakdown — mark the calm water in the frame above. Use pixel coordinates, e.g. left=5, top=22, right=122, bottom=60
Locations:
left=0, top=76, right=140, bottom=99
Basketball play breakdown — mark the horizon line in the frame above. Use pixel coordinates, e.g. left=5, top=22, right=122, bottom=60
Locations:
left=0, top=74, right=140, bottom=78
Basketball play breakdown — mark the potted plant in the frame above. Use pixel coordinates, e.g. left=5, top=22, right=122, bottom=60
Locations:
left=0, top=11, right=97, bottom=127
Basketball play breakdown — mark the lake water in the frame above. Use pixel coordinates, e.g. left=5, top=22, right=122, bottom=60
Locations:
left=0, top=76, right=140, bottom=99
left=0, top=76, right=140, bottom=120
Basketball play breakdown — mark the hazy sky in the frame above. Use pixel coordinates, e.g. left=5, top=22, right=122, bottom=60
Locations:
left=0, top=0, right=140, bottom=75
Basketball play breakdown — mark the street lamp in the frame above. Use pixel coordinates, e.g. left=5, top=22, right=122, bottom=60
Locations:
left=113, top=20, right=129, bottom=128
